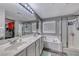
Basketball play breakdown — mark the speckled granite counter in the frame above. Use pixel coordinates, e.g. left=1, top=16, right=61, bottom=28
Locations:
left=0, top=35, right=42, bottom=56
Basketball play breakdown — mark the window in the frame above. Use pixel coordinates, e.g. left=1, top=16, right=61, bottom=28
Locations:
left=22, top=23, right=32, bottom=34
left=43, top=21, right=56, bottom=33
left=32, top=22, right=36, bottom=32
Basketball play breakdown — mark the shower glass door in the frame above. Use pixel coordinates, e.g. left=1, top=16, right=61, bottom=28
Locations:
left=68, top=17, right=79, bottom=48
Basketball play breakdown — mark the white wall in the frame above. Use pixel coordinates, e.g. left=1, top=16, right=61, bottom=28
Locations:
left=32, top=22, right=36, bottom=33
left=56, top=18, right=61, bottom=41
left=62, top=18, right=68, bottom=48
left=15, top=21, right=23, bottom=36
left=38, top=20, right=41, bottom=34
left=0, top=8, right=5, bottom=38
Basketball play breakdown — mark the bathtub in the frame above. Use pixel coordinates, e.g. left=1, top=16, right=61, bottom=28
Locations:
left=63, top=48, right=79, bottom=56
left=43, top=36, right=62, bottom=52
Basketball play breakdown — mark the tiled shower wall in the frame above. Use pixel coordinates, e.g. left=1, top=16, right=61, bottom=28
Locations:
left=67, top=16, right=79, bottom=48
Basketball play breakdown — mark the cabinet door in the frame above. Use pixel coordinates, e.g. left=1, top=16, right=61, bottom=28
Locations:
left=16, top=49, right=26, bottom=56
left=26, top=43, right=36, bottom=56
left=40, top=37, right=44, bottom=55
left=41, top=37, right=44, bottom=52
left=35, top=39, right=40, bottom=56
left=39, top=38, right=42, bottom=55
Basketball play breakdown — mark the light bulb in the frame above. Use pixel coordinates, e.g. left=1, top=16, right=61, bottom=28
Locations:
left=24, top=4, right=28, bottom=7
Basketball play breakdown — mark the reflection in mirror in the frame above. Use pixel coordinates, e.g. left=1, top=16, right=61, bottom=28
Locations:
left=22, top=23, right=32, bottom=35
left=5, top=18, right=15, bottom=39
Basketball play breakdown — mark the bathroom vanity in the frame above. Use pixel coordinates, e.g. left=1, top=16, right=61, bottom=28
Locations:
left=0, top=35, right=44, bottom=56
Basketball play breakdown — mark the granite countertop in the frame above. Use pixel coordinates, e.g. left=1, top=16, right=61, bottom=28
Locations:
left=0, top=35, right=42, bottom=56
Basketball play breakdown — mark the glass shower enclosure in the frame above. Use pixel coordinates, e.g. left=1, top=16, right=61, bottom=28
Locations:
left=62, top=16, right=79, bottom=56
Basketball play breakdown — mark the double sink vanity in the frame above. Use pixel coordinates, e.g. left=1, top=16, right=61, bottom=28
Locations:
left=0, top=35, right=44, bottom=56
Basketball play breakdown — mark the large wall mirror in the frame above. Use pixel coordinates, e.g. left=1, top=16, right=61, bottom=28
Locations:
left=5, top=18, right=15, bottom=39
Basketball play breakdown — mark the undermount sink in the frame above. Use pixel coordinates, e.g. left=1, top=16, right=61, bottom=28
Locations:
left=5, top=41, right=26, bottom=51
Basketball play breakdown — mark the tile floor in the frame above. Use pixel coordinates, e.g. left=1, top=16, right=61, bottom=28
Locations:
left=41, top=50, right=62, bottom=56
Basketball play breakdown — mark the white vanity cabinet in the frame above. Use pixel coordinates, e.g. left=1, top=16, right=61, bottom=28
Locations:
left=35, top=37, right=44, bottom=56
left=26, top=36, right=44, bottom=56
left=15, top=36, right=43, bottom=56
left=26, top=43, right=36, bottom=56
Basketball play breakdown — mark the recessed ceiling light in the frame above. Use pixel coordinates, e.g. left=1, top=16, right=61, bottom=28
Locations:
left=24, top=4, right=28, bottom=7
left=27, top=6, right=31, bottom=10
left=19, top=3, right=34, bottom=14
left=30, top=9, right=34, bottom=13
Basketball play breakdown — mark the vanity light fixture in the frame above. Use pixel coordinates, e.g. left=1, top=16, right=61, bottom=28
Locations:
left=19, top=3, right=34, bottom=14
left=24, top=4, right=28, bottom=7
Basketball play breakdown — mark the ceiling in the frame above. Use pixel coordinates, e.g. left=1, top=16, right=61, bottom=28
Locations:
left=0, top=3, right=36, bottom=22
left=29, top=3, right=79, bottom=19
left=1, top=3, right=79, bottom=21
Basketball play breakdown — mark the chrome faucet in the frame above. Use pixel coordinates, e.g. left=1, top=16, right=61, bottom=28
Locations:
left=8, top=39, right=17, bottom=44
left=33, top=32, right=39, bottom=36
left=19, top=35, right=22, bottom=42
